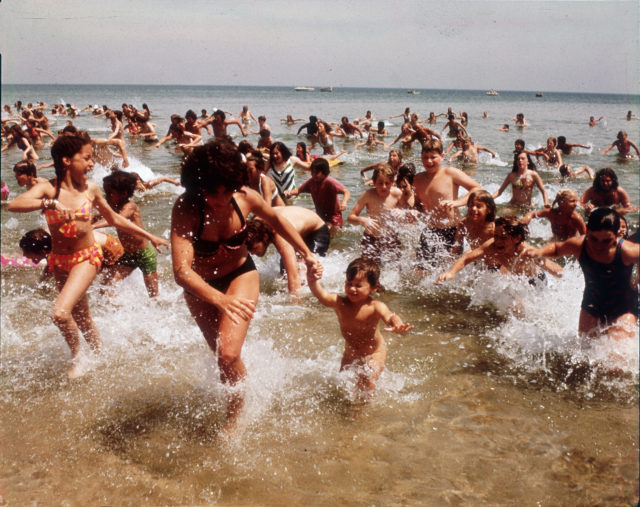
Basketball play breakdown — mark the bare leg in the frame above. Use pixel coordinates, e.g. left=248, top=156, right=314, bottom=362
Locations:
left=143, top=272, right=159, bottom=298
left=52, top=261, right=100, bottom=378
left=184, top=269, right=259, bottom=434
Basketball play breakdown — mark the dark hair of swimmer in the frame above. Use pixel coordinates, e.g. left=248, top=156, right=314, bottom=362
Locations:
left=310, top=157, right=330, bottom=176
left=586, top=207, right=620, bottom=234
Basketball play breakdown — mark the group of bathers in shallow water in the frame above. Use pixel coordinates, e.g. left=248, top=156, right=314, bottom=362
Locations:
left=2, top=100, right=638, bottom=433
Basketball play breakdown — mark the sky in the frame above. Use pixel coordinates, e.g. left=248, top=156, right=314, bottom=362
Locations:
left=1, top=0, right=638, bottom=94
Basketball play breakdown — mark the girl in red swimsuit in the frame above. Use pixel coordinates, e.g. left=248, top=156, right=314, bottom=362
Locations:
left=8, top=133, right=168, bottom=379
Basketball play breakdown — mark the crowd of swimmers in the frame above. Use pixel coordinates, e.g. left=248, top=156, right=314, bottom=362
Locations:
left=2, top=100, right=638, bottom=435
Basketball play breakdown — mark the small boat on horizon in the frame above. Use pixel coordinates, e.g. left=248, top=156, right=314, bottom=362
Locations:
left=294, top=86, right=314, bottom=92
left=536, top=92, right=543, bottom=97
left=486, top=89, right=499, bottom=96
left=320, top=86, right=333, bottom=92
left=407, top=89, right=420, bottom=94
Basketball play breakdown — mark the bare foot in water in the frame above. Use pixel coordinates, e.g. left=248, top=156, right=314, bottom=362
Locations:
left=67, top=353, right=93, bottom=379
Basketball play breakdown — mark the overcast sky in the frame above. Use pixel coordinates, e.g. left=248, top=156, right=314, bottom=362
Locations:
left=1, top=1, right=638, bottom=94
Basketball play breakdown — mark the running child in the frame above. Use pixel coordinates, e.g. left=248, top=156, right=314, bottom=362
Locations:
left=307, top=257, right=413, bottom=391
left=348, top=164, right=403, bottom=260
left=437, top=216, right=562, bottom=284
left=413, top=139, right=482, bottom=262
left=95, top=170, right=162, bottom=297
left=7, top=134, right=168, bottom=378
left=285, top=158, right=351, bottom=232
left=522, top=189, right=586, bottom=241
left=452, top=189, right=496, bottom=255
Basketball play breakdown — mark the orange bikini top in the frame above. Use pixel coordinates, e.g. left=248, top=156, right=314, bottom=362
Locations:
left=44, top=192, right=93, bottom=238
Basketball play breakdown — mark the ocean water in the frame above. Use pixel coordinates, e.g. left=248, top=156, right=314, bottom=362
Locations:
left=1, top=84, right=639, bottom=505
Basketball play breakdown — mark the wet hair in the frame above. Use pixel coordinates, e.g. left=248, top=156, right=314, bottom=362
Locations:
left=245, top=218, right=275, bottom=252
left=185, top=109, right=197, bottom=121
left=213, top=110, right=226, bottom=120
left=616, top=130, right=626, bottom=140
left=20, top=228, right=52, bottom=256
left=341, top=116, right=348, bottom=123
left=559, top=164, right=570, bottom=177
left=388, top=149, right=402, bottom=163
left=296, top=141, right=308, bottom=159
left=447, top=113, right=455, bottom=120
left=551, top=189, right=577, bottom=209
left=180, top=139, right=246, bottom=196
left=310, top=157, right=330, bottom=176
left=593, top=168, right=619, bottom=192
left=269, top=142, right=292, bottom=167
left=495, top=215, right=528, bottom=243
left=51, top=134, right=92, bottom=198
left=467, top=190, right=496, bottom=222
left=309, top=115, right=317, bottom=123
left=377, top=121, right=385, bottom=131
left=259, top=128, right=270, bottom=138
left=13, top=160, right=37, bottom=178
left=421, top=138, right=443, bottom=154
left=246, top=149, right=265, bottom=172
left=372, top=163, right=395, bottom=183
left=237, top=140, right=254, bottom=155
left=557, top=136, right=567, bottom=145
left=61, top=125, right=78, bottom=136
left=396, top=163, right=416, bottom=185
left=514, top=139, right=525, bottom=151
left=103, top=170, right=138, bottom=199
left=618, top=214, right=629, bottom=239
left=346, top=257, right=380, bottom=289
left=258, top=115, right=266, bottom=122
left=586, top=207, right=620, bottom=233
left=512, top=152, right=536, bottom=172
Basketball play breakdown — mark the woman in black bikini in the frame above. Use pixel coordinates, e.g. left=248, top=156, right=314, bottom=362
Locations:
left=170, top=140, right=321, bottom=435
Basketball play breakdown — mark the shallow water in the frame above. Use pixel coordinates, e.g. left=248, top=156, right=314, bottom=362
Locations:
left=1, top=85, right=639, bottom=505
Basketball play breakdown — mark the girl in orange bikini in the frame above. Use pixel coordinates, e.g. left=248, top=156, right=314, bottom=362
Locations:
left=8, top=133, right=168, bottom=379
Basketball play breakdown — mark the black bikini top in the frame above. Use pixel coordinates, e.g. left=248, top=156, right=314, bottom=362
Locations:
left=193, top=197, right=248, bottom=257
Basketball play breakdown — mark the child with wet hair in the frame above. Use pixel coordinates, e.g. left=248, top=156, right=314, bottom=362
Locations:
left=95, top=170, right=160, bottom=297
left=522, top=189, right=586, bottom=241
left=437, top=216, right=562, bottom=284
left=452, top=190, right=496, bottom=255
left=307, top=257, right=413, bottom=391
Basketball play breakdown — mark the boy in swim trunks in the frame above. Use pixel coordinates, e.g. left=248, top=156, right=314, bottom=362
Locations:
left=95, top=171, right=160, bottom=297
left=413, top=139, right=481, bottom=265
left=245, top=205, right=330, bottom=295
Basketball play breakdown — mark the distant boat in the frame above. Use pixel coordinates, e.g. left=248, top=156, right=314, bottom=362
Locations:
left=294, top=86, right=314, bottom=92
left=535, top=92, right=543, bottom=97
left=319, top=86, right=333, bottom=92
left=407, top=89, right=420, bottom=94
left=486, top=89, right=499, bottom=96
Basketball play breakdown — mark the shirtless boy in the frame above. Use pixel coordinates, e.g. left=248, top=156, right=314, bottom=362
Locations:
left=413, top=139, right=481, bottom=262
left=348, top=164, right=404, bottom=260
left=246, top=206, right=330, bottom=295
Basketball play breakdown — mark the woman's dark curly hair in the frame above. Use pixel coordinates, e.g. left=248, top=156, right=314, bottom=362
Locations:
left=593, top=167, right=618, bottom=193
left=180, top=140, right=247, bottom=196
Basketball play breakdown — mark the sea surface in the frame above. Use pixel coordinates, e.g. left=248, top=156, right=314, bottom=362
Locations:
left=1, top=84, right=639, bottom=505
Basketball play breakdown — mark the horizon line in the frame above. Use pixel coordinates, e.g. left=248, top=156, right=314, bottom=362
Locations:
left=2, top=83, right=639, bottom=97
